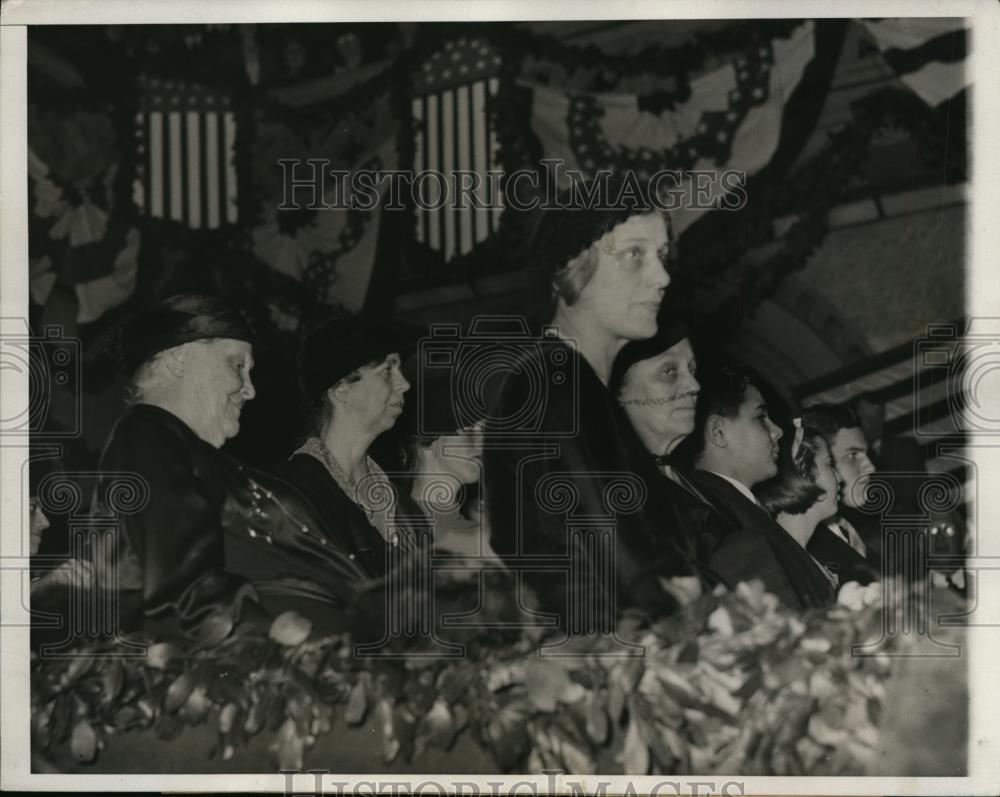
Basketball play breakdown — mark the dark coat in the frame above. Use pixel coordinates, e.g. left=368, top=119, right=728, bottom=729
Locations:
left=690, top=470, right=836, bottom=610
left=279, top=452, right=430, bottom=580
left=839, top=505, right=884, bottom=569
left=653, top=467, right=736, bottom=587
left=807, top=523, right=879, bottom=586
left=93, top=404, right=366, bottom=639
left=483, top=340, right=701, bottom=625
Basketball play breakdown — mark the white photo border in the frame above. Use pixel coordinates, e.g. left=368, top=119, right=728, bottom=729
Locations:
left=2, top=0, right=998, bottom=793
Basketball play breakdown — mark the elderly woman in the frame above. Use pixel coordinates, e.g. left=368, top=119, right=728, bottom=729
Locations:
left=750, top=418, right=843, bottom=606
left=93, top=294, right=365, bottom=641
left=611, top=318, right=700, bottom=468
left=609, top=319, right=734, bottom=580
left=280, top=316, right=426, bottom=579
left=484, top=178, right=697, bottom=627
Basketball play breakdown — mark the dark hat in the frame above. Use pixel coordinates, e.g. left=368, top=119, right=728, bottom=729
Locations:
left=299, top=316, right=418, bottom=401
left=529, top=174, right=666, bottom=280
left=118, top=294, right=254, bottom=375
left=609, top=317, right=692, bottom=395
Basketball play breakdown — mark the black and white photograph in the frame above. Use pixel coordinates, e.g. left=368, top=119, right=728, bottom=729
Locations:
left=1, top=1, right=996, bottom=793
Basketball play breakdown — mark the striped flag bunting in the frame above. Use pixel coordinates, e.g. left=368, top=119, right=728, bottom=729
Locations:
left=524, top=21, right=815, bottom=236
left=133, top=78, right=239, bottom=229
left=411, top=38, right=504, bottom=262
left=858, top=18, right=968, bottom=107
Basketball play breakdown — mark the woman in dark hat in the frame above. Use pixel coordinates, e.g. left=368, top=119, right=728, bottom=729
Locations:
left=610, top=319, right=734, bottom=583
left=610, top=318, right=700, bottom=462
left=484, top=176, right=699, bottom=628
left=91, top=294, right=366, bottom=642
left=280, top=316, right=427, bottom=579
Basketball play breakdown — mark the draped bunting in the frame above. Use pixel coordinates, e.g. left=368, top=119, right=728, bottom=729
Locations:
left=74, top=229, right=141, bottom=324
left=25, top=19, right=969, bottom=332
left=250, top=131, right=398, bottom=315
left=525, top=22, right=816, bottom=235
left=322, top=136, right=399, bottom=313
left=27, top=133, right=140, bottom=324
left=267, top=59, right=392, bottom=108
left=859, top=18, right=968, bottom=107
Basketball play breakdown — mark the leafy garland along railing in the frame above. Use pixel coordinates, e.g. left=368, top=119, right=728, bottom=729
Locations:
left=32, top=575, right=917, bottom=775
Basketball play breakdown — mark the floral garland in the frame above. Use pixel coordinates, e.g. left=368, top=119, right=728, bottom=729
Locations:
left=31, top=573, right=951, bottom=775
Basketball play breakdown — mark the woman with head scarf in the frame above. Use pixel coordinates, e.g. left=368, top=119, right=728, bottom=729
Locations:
left=92, top=294, right=365, bottom=641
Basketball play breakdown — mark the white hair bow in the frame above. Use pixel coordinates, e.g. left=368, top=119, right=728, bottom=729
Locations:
left=791, top=417, right=804, bottom=459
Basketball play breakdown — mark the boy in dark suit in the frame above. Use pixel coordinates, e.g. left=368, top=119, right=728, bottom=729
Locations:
left=682, top=367, right=834, bottom=608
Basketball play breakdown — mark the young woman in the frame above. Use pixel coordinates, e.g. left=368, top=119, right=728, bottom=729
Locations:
left=753, top=418, right=844, bottom=606
left=399, top=361, right=496, bottom=561
left=483, top=177, right=698, bottom=627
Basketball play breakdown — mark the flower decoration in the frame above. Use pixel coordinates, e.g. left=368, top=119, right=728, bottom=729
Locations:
left=837, top=580, right=883, bottom=611
left=30, top=569, right=963, bottom=776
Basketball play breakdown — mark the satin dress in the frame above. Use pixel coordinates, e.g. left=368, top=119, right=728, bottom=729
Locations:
left=92, top=404, right=366, bottom=639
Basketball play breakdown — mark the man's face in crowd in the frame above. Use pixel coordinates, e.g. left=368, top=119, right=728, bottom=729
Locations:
left=719, top=384, right=784, bottom=488
left=830, top=426, right=876, bottom=509
left=811, top=437, right=844, bottom=521
left=577, top=212, right=671, bottom=341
